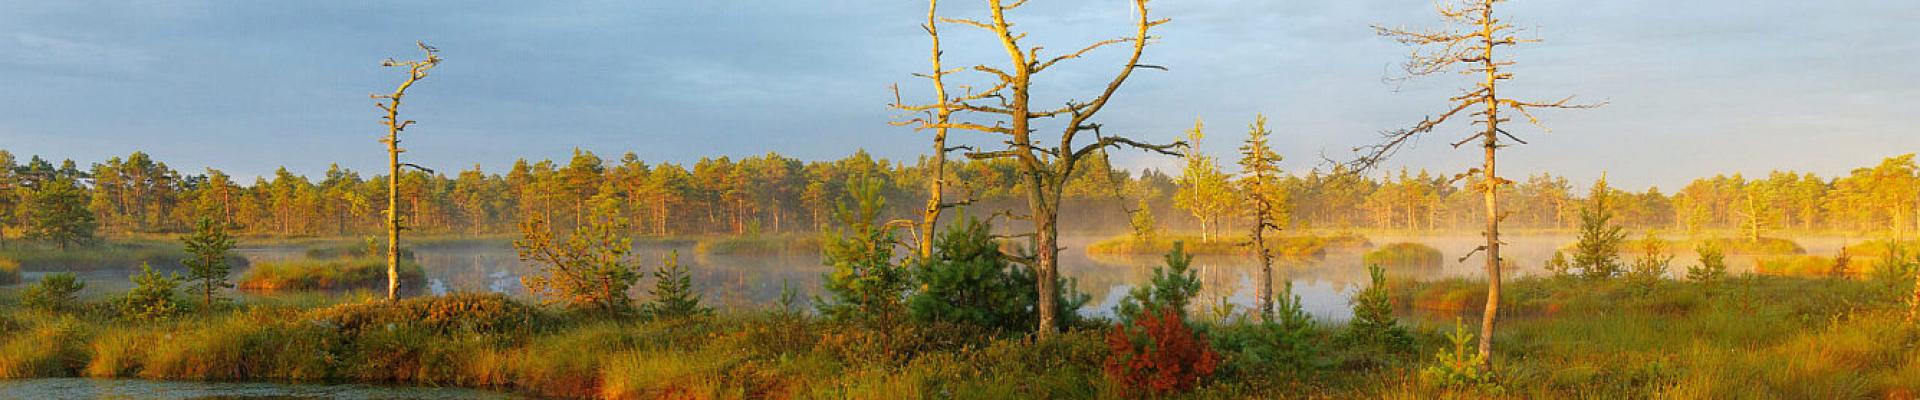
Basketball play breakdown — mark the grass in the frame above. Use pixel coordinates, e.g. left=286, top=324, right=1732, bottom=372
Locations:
left=694, top=234, right=823, bottom=256
left=3, top=268, right=1917, bottom=398
left=1846, top=239, right=1920, bottom=258
left=1752, top=255, right=1878, bottom=277
left=236, top=256, right=425, bottom=292
left=1085, top=233, right=1371, bottom=257
left=1364, top=243, right=1444, bottom=269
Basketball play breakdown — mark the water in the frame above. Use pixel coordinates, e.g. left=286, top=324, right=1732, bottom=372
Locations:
left=7, top=234, right=1865, bottom=323
left=0, top=378, right=522, bottom=399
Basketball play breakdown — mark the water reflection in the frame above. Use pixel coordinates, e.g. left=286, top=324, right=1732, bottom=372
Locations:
left=30, top=234, right=1869, bottom=322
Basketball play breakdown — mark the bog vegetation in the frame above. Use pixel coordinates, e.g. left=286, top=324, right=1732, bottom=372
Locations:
left=2, top=0, right=1919, bottom=398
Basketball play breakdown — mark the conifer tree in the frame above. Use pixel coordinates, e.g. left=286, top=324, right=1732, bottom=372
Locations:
left=1237, top=115, right=1287, bottom=320
left=24, top=176, right=97, bottom=250
left=181, top=217, right=237, bottom=308
left=644, top=251, right=710, bottom=320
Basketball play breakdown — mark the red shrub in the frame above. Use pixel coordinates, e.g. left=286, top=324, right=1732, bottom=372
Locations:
left=1102, top=308, right=1221, bottom=395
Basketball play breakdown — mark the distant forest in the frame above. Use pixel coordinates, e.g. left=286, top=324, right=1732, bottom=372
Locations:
left=1, top=149, right=1914, bottom=239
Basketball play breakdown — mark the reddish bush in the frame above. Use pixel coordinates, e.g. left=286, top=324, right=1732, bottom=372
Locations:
left=1102, top=308, right=1220, bottom=395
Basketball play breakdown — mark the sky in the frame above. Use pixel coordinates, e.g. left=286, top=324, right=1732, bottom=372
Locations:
left=0, top=0, right=1915, bottom=190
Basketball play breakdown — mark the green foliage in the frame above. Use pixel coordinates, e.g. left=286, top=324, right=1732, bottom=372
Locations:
left=1572, top=192, right=1627, bottom=280
left=1116, top=242, right=1203, bottom=323
left=1868, top=246, right=1917, bottom=295
left=642, top=251, right=710, bottom=320
left=908, top=217, right=1090, bottom=333
left=22, top=272, right=84, bottom=312
left=1363, top=242, right=1443, bottom=268
left=1342, top=264, right=1412, bottom=352
left=1543, top=250, right=1573, bottom=279
left=23, top=176, right=98, bottom=250
left=1687, top=242, right=1728, bottom=284
left=123, top=263, right=182, bottom=320
left=1419, top=318, right=1499, bottom=393
left=181, top=217, right=237, bottom=308
left=818, top=177, right=910, bottom=322
left=1129, top=199, right=1158, bottom=241
left=1626, top=235, right=1674, bottom=291
left=514, top=203, right=641, bottom=315
left=1209, top=281, right=1317, bottom=377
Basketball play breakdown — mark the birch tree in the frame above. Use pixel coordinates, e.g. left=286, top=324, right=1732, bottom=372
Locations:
left=1360, top=0, right=1599, bottom=368
left=892, top=0, right=1179, bottom=336
left=373, top=42, right=442, bottom=301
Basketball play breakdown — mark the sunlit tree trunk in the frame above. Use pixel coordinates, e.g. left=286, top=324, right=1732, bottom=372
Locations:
left=373, top=42, right=441, bottom=302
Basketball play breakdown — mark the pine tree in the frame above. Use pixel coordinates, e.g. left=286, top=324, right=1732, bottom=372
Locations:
left=1237, top=114, right=1287, bottom=321
left=125, top=263, right=183, bottom=320
left=181, top=217, right=237, bottom=308
left=1573, top=179, right=1627, bottom=280
left=1117, top=242, right=1203, bottom=324
left=1344, top=264, right=1412, bottom=352
left=817, top=177, right=909, bottom=322
left=644, top=250, right=710, bottom=320
left=24, top=176, right=97, bottom=250
left=1686, top=242, right=1727, bottom=285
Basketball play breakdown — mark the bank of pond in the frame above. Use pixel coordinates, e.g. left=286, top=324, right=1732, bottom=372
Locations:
left=3, top=269, right=1918, bottom=398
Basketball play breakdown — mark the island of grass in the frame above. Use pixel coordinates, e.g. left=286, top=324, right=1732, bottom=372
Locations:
left=1085, top=233, right=1370, bottom=257
left=0, top=257, right=18, bottom=285
left=237, top=256, right=425, bottom=292
left=694, top=234, right=823, bottom=256
left=1362, top=242, right=1443, bottom=269
left=1844, top=239, right=1920, bottom=258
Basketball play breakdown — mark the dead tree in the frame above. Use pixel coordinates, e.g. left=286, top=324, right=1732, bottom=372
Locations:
left=892, top=0, right=1179, bottom=336
left=373, top=42, right=442, bottom=301
left=892, top=0, right=960, bottom=261
left=1360, top=0, right=1599, bottom=367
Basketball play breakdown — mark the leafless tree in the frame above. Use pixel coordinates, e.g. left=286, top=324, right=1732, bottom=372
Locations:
left=373, top=42, right=442, bottom=301
left=893, top=0, right=1180, bottom=336
left=1360, top=0, right=1600, bottom=367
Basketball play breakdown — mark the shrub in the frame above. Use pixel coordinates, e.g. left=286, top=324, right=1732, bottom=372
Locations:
left=515, top=203, right=642, bottom=315
left=909, top=218, right=1091, bottom=333
left=1116, top=242, right=1202, bottom=323
left=1103, top=309, right=1220, bottom=396
left=1626, top=235, right=1674, bottom=291
left=0, top=257, right=18, bottom=285
left=642, top=251, right=711, bottom=320
left=1209, top=282, right=1317, bottom=377
left=1543, top=251, right=1573, bottom=279
left=1687, top=242, right=1728, bottom=284
left=1363, top=242, right=1443, bottom=268
left=311, top=292, right=543, bottom=335
left=1342, top=264, right=1412, bottom=353
left=1419, top=318, right=1498, bottom=393
left=22, top=273, right=85, bottom=312
left=123, top=263, right=182, bottom=320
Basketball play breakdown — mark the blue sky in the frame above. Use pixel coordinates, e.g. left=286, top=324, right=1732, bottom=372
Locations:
left=1, top=0, right=1915, bottom=190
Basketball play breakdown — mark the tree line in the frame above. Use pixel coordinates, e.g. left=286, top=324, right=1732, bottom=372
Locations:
left=0, top=148, right=1914, bottom=246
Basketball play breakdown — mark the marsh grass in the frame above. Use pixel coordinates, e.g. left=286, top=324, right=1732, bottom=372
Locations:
left=1364, top=243, right=1444, bottom=269
left=236, top=257, right=424, bottom=292
left=1, top=271, right=1915, bottom=399
left=0, top=240, right=244, bottom=272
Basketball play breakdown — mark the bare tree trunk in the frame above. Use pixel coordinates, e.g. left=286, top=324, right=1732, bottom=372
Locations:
left=373, top=43, right=440, bottom=302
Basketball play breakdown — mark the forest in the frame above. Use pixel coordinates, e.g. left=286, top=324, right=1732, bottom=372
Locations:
left=3, top=0, right=1919, bottom=399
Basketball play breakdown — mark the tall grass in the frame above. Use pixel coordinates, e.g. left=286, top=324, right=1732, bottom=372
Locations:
left=694, top=234, right=822, bottom=256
